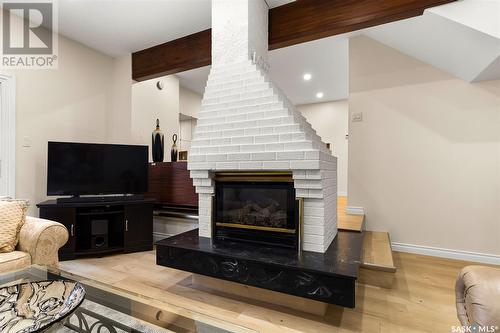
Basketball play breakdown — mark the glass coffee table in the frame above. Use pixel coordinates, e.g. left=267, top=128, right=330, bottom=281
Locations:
left=0, top=265, right=258, bottom=333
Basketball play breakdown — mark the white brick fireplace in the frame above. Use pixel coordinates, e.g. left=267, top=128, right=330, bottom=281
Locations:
left=188, top=0, right=337, bottom=253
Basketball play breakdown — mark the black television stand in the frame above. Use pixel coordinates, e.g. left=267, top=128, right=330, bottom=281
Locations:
left=56, top=194, right=145, bottom=204
left=37, top=198, right=154, bottom=261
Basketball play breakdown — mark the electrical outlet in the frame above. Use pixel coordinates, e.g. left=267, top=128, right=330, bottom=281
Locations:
left=352, top=112, right=363, bottom=122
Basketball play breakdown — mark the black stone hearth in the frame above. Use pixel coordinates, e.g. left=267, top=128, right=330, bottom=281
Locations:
left=156, top=229, right=363, bottom=308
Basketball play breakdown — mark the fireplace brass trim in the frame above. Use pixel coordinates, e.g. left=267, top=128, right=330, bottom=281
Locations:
left=215, top=222, right=296, bottom=234
left=215, top=172, right=293, bottom=183
left=298, top=197, right=304, bottom=256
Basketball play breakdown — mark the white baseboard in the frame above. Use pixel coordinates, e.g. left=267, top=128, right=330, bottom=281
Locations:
left=392, top=242, right=500, bottom=265
left=153, top=231, right=173, bottom=243
left=345, top=206, right=365, bottom=215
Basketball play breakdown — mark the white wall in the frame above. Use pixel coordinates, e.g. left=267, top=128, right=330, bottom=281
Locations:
left=179, top=86, right=201, bottom=151
left=7, top=32, right=183, bottom=214
left=298, top=100, right=349, bottom=196
left=131, top=76, right=180, bottom=162
left=179, top=86, right=201, bottom=118
left=6, top=34, right=121, bottom=215
left=179, top=120, right=196, bottom=151
left=348, top=36, right=500, bottom=256
left=107, top=55, right=132, bottom=144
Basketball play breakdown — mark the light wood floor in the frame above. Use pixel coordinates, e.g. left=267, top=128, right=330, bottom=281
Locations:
left=60, top=250, right=471, bottom=333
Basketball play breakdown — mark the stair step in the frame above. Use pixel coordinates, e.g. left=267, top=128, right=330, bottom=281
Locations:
left=361, top=231, right=396, bottom=272
left=337, top=196, right=364, bottom=232
left=358, top=231, right=396, bottom=289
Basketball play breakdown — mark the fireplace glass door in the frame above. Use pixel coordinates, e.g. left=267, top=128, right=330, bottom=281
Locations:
left=214, top=175, right=299, bottom=249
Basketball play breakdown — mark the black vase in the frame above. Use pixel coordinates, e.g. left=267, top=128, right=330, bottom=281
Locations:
left=151, top=119, right=164, bottom=162
left=171, top=134, right=178, bottom=162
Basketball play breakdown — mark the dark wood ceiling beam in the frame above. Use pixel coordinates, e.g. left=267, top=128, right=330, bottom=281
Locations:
left=268, top=0, right=456, bottom=50
left=132, top=29, right=211, bottom=82
left=132, top=0, right=456, bottom=81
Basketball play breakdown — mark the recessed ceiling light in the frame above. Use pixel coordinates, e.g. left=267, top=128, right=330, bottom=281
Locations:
left=303, top=73, right=312, bottom=81
left=316, top=92, right=324, bottom=99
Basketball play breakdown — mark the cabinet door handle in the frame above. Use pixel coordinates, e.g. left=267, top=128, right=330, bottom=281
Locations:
left=70, top=224, right=74, bottom=237
left=125, top=220, right=129, bottom=232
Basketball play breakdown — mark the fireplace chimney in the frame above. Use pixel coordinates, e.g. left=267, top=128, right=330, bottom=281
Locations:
left=188, top=0, right=338, bottom=253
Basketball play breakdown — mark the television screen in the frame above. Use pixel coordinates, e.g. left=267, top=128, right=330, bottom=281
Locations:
left=47, top=142, right=148, bottom=196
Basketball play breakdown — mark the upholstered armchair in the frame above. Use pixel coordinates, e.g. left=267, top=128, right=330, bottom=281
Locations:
left=456, top=265, right=500, bottom=326
left=0, top=216, right=68, bottom=272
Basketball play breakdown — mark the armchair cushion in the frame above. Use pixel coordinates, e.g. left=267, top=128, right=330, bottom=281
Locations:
left=0, top=200, right=28, bottom=253
left=456, top=265, right=500, bottom=326
left=17, top=216, right=68, bottom=268
left=0, top=251, right=31, bottom=272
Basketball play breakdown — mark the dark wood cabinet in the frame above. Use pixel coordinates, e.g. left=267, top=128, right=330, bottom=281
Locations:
left=124, top=203, right=153, bottom=252
left=145, top=162, right=198, bottom=207
left=39, top=207, right=77, bottom=260
left=37, top=199, right=154, bottom=261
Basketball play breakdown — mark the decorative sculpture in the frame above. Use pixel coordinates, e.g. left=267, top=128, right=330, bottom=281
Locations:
left=171, top=134, right=178, bottom=162
left=151, top=119, right=164, bottom=162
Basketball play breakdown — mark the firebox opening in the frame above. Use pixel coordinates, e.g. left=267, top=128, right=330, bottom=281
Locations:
left=213, top=172, right=301, bottom=249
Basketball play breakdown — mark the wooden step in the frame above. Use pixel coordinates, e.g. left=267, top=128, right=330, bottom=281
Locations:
left=337, top=196, right=364, bottom=232
left=361, top=231, right=396, bottom=272
left=359, top=231, right=396, bottom=288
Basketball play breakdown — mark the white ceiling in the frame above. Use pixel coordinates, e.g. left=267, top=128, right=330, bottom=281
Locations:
left=177, top=66, right=211, bottom=94
left=55, top=0, right=499, bottom=105
left=57, top=0, right=293, bottom=57
left=177, top=35, right=349, bottom=105
left=364, top=0, right=500, bottom=83
left=269, top=36, right=349, bottom=104
left=427, top=0, right=500, bottom=39
left=58, top=0, right=210, bottom=57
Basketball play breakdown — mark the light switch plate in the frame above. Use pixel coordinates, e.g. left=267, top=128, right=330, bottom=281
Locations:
left=352, top=112, right=363, bottom=122
left=22, top=136, right=31, bottom=147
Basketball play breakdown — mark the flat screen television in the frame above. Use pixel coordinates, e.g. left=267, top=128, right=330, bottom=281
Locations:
left=47, top=142, right=148, bottom=196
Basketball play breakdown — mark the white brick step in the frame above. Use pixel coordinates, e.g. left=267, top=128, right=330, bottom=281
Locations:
left=189, top=149, right=321, bottom=163
left=197, top=106, right=293, bottom=126
left=207, top=70, right=263, bottom=87
left=194, top=118, right=299, bottom=133
left=200, top=94, right=280, bottom=113
left=209, top=65, right=262, bottom=78
left=210, top=60, right=255, bottom=74
left=199, top=101, right=284, bottom=118
left=203, top=80, right=269, bottom=97
left=198, top=109, right=292, bottom=126
left=207, top=68, right=258, bottom=81
left=191, top=133, right=312, bottom=150
left=196, top=114, right=307, bottom=133
left=210, top=62, right=262, bottom=78
left=193, top=129, right=325, bottom=154
left=203, top=81, right=272, bottom=99
left=197, top=132, right=314, bottom=148
left=194, top=122, right=308, bottom=139
left=294, top=179, right=323, bottom=189
left=190, top=137, right=315, bottom=150
left=205, top=76, right=267, bottom=93
left=196, top=111, right=323, bottom=147
left=194, top=122, right=302, bottom=137
left=188, top=159, right=324, bottom=172
left=202, top=84, right=275, bottom=103
left=197, top=104, right=288, bottom=120
left=202, top=87, right=277, bottom=106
